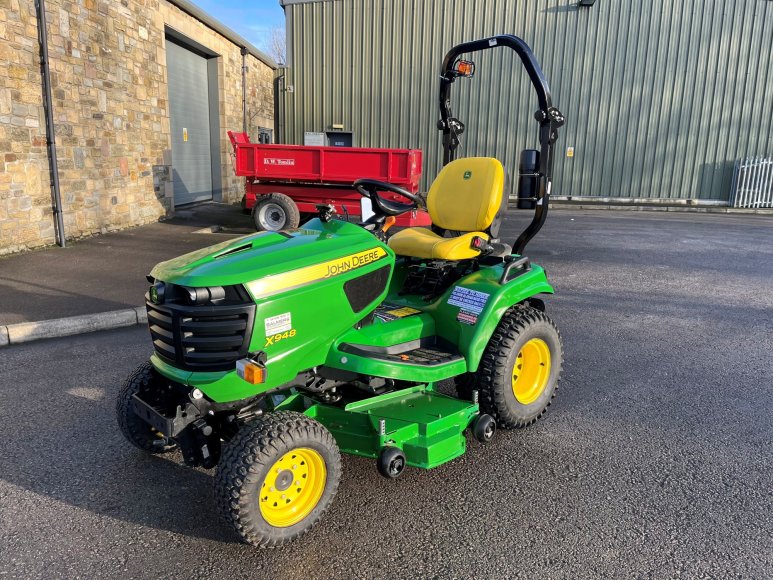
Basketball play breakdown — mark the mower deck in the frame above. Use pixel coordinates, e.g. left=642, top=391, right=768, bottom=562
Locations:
left=277, top=384, right=478, bottom=469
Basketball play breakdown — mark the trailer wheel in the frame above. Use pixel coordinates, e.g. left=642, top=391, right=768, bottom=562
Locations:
left=253, top=193, right=300, bottom=231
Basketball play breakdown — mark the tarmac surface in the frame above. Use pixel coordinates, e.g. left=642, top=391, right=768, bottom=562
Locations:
left=1, top=210, right=772, bottom=578
left=0, top=203, right=251, bottom=325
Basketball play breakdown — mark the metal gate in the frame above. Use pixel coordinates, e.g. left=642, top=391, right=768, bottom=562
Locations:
left=730, top=157, right=773, bottom=208
left=166, top=38, right=214, bottom=206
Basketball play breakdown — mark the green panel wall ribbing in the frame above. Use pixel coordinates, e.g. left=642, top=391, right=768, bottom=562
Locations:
left=281, top=0, right=773, bottom=201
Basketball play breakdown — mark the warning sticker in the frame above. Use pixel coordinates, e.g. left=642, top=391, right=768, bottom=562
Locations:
left=448, top=287, right=490, bottom=315
left=386, top=306, right=421, bottom=318
left=457, top=310, right=478, bottom=325
left=264, top=312, right=292, bottom=335
left=375, top=304, right=422, bottom=322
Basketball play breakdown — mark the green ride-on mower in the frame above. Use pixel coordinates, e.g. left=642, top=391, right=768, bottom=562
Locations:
left=117, top=35, right=565, bottom=547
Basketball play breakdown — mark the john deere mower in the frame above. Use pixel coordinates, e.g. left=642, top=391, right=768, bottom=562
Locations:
left=117, top=35, right=565, bottom=547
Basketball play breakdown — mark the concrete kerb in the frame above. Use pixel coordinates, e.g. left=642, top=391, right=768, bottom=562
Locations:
left=1, top=306, right=147, bottom=347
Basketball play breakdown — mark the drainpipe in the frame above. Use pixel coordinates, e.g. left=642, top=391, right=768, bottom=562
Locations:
left=35, top=0, right=66, bottom=247
left=241, top=46, right=248, bottom=134
left=273, top=69, right=285, bottom=144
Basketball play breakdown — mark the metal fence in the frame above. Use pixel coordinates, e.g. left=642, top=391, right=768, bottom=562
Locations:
left=730, top=157, right=773, bottom=208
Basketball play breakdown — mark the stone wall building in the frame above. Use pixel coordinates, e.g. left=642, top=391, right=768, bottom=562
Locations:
left=0, top=0, right=276, bottom=255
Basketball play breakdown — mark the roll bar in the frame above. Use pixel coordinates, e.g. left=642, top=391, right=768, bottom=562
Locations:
left=438, top=35, right=565, bottom=254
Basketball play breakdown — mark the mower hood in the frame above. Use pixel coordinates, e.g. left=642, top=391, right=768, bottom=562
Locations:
left=149, top=219, right=391, bottom=288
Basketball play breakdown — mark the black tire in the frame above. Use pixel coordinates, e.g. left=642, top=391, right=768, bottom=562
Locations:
left=215, top=411, right=341, bottom=548
left=476, top=305, right=563, bottom=429
left=377, top=446, right=406, bottom=478
left=252, top=193, right=300, bottom=231
left=472, top=414, right=497, bottom=443
left=116, top=361, right=176, bottom=453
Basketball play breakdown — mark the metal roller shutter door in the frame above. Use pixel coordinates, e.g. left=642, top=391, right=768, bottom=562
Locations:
left=166, top=39, right=213, bottom=206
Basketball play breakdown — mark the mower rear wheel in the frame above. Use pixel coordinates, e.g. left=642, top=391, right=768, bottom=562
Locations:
left=214, top=411, right=341, bottom=548
left=116, top=361, right=177, bottom=454
left=476, top=305, right=563, bottom=428
left=252, top=193, right=300, bottom=231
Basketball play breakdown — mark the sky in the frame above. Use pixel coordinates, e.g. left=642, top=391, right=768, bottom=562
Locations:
left=188, top=0, right=285, bottom=56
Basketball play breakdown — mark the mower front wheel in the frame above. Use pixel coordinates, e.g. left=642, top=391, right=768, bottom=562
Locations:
left=476, top=305, right=563, bottom=429
left=215, top=411, right=341, bottom=548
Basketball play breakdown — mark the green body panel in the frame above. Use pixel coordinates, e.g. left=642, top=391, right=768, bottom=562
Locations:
left=424, top=262, right=554, bottom=373
left=324, top=312, right=468, bottom=381
left=150, top=219, right=396, bottom=403
left=148, top=217, right=552, bottom=403
left=151, top=219, right=382, bottom=287
left=326, top=259, right=553, bottom=376
left=340, top=311, right=437, bottom=345
left=327, top=348, right=468, bottom=382
left=276, top=384, right=478, bottom=469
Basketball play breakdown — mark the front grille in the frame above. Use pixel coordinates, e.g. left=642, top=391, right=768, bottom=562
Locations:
left=146, top=286, right=255, bottom=372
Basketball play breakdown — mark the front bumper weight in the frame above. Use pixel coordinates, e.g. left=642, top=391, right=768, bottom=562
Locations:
left=130, top=394, right=201, bottom=438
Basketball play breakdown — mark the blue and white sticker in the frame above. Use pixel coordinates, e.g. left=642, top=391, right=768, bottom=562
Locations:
left=448, top=287, right=490, bottom=315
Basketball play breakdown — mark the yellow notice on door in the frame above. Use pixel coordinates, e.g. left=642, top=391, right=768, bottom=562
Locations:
left=183, top=128, right=188, bottom=142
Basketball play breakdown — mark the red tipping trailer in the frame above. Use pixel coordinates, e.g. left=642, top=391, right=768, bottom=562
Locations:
left=228, top=131, right=431, bottom=230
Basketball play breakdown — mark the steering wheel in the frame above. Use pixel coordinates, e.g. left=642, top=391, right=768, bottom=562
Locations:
left=353, top=179, right=422, bottom=217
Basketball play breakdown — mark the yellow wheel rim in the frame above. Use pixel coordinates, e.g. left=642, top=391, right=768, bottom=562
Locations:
left=259, top=447, right=326, bottom=528
left=511, top=338, right=552, bottom=405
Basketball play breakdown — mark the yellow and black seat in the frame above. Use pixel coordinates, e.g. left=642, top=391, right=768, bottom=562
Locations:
left=388, top=157, right=505, bottom=261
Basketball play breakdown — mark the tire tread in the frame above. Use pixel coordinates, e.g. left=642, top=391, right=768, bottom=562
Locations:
left=253, top=192, right=300, bottom=231
left=477, top=305, right=563, bottom=428
left=214, top=411, right=341, bottom=548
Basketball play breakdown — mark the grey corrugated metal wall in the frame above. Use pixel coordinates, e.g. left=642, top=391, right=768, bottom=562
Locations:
left=281, top=0, right=773, bottom=201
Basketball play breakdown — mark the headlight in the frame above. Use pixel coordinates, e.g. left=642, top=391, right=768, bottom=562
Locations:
left=185, top=286, right=225, bottom=304
left=149, top=281, right=165, bottom=304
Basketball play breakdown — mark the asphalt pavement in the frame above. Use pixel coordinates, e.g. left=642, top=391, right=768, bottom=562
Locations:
left=0, top=211, right=772, bottom=578
left=0, top=203, right=251, bottom=325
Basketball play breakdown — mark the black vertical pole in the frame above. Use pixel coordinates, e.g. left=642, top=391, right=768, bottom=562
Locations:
left=35, top=0, right=66, bottom=247
left=241, top=47, right=248, bottom=134
left=273, top=70, right=284, bottom=144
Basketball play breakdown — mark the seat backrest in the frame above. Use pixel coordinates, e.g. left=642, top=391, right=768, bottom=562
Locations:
left=426, top=157, right=505, bottom=232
